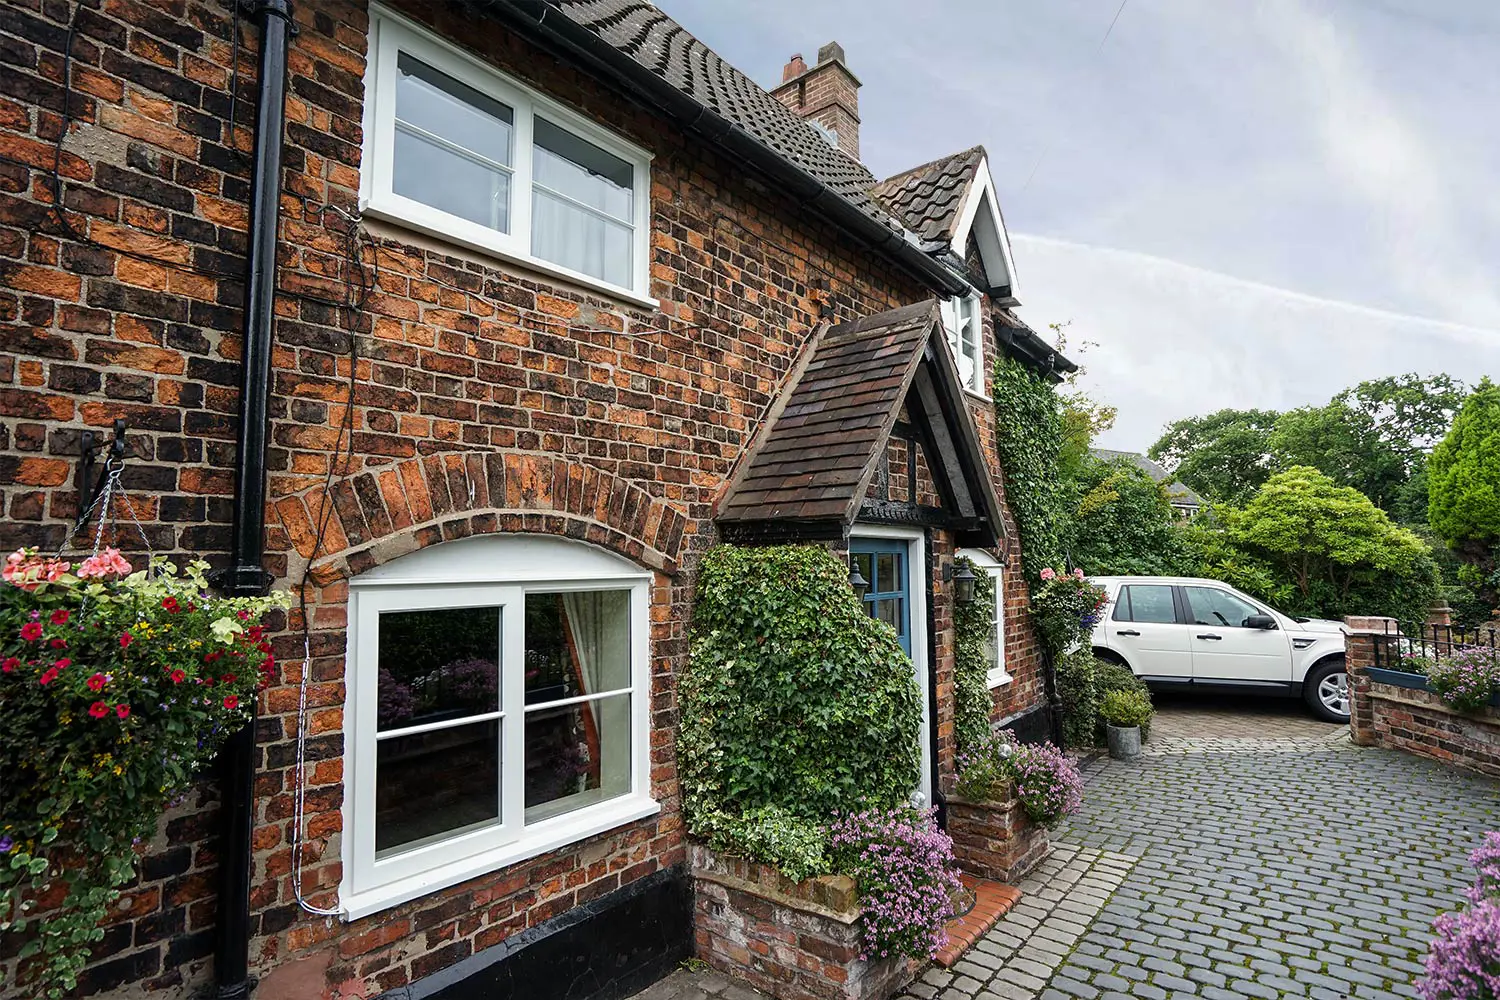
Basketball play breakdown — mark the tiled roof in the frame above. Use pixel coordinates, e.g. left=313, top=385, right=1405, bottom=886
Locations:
left=870, top=146, right=985, bottom=247
left=547, top=1, right=898, bottom=229
left=1090, top=448, right=1206, bottom=507
left=718, top=303, right=938, bottom=526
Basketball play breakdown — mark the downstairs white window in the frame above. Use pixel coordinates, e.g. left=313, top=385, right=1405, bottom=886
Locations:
left=361, top=7, right=653, bottom=301
left=342, top=535, right=657, bottom=918
left=957, top=548, right=1009, bottom=687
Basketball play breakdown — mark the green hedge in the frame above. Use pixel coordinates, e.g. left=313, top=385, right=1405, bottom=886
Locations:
left=678, top=544, right=923, bottom=877
left=953, top=556, right=997, bottom=757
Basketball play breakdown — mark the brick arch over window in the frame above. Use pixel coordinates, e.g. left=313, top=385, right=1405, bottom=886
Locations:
left=275, top=452, right=689, bottom=582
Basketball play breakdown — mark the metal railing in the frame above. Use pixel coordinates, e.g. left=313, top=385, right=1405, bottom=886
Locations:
left=1371, top=620, right=1500, bottom=673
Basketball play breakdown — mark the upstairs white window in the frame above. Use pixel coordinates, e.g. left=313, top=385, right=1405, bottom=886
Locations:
left=362, top=7, right=653, bottom=302
left=941, top=294, right=985, bottom=396
left=958, top=548, right=1009, bottom=687
left=342, top=535, right=658, bottom=919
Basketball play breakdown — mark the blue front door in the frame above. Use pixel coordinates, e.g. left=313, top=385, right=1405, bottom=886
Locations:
left=850, top=540, right=910, bottom=655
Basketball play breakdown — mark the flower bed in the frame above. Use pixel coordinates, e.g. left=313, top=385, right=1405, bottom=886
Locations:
left=1346, top=619, right=1500, bottom=778
left=1419, top=831, right=1500, bottom=999
left=690, top=845, right=918, bottom=1000
left=946, top=733, right=1081, bottom=883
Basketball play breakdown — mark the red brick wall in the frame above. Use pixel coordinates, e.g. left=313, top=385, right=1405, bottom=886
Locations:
left=0, top=1, right=1048, bottom=996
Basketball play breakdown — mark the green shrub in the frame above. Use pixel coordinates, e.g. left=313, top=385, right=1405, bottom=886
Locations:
left=1099, top=688, right=1153, bottom=728
left=1094, top=661, right=1152, bottom=742
left=694, top=805, right=830, bottom=883
left=679, top=544, right=922, bottom=875
left=1055, top=648, right=1099, bottom=749
left=953, top=556, right=996, bottom=757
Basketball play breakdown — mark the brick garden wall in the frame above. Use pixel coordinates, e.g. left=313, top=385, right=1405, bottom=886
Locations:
left=0, top=1, right=1047, bottom=996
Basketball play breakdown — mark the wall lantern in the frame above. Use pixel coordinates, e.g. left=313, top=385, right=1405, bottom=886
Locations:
left=848, top=564, right=870, bottom=601
left=946, top=561, right=977, bottom=605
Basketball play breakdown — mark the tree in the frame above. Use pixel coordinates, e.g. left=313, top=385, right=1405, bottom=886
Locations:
left=1225, top=466, right=1438, bottom=625
left=1428, top=378, right=1500, bottom=606
left=1148, top=409, right=1280, bottom=506
left=1270, top=374, right=1465, bottom=518
left=1066, top=457, right=1193, bottom=576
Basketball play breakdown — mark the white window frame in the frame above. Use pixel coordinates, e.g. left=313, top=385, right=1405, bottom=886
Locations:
left=941, top=293, right=986, bottom=398
left=958, top=548, right=1009, bottom=688
left=340, top=535, right=658, bottom=920
left=360, top=6, right=656, bottom=307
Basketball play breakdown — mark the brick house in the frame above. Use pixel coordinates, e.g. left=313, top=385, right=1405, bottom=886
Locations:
left=0, top=2, right=1075, bottom=998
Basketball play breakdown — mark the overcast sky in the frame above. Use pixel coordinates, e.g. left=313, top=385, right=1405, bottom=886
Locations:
left=658, top=0, right=1500, bottom=449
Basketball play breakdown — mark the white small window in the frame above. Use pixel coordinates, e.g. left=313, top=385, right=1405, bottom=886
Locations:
left=958, top=548, right=1009, bottom=687
left=342, top=535, right=658, bottom=919
left=362, top=7, right=653, bottom=303
left=940, top=294, right=985, bottom=396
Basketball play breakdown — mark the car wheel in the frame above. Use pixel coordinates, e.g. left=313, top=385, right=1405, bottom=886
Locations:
left=1303, top=657, right=1350, bottom=723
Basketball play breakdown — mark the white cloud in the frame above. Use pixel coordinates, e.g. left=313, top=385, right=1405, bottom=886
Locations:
left=1012, top=233, right=1500, bottom=450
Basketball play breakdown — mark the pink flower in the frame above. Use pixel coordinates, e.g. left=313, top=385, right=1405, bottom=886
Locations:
left=88, top=701, right=109, bottom=719
left=1073, top=568, right=1086, bottom=580
left=49, top=609, right=70, bottom=625
left=53, top=658, right=71, bottom=670
left=115, top=704, right=130, bottom=719
left=1, top=657, right=18, bottom=673
left=3, top=549, right=68, bottom=591
left=20, top=622, right=42, bottom=641
left=76, top=547, right=131, bottom=579
left=119, top=632, right=133, bottom=649
left=1039, top=568, right=1056, bottom=581
left=39, top=667, right=59, bottom=686
left=87, top=672, right=108, bottom=692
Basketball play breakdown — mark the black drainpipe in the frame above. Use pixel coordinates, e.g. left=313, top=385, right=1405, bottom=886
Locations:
left=215, top=2, right=293, bottom=996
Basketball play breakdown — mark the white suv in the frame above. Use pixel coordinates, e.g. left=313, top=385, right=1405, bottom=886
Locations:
left=1089, top=576, right=1351, bottom=722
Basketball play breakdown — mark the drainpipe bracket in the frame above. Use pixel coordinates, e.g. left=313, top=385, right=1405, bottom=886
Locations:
left=211, top=565, right=276, bottom=597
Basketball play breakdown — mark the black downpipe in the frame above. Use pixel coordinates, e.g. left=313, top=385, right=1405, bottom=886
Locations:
left=215, top=2, right=293, bottom=996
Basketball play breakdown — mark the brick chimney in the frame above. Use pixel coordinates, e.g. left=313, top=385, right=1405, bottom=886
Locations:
left=770, top=41, right=861, bottom=160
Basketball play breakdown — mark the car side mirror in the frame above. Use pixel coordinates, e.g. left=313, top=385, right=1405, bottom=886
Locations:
left=1244, top=614, right=1277, bottom=630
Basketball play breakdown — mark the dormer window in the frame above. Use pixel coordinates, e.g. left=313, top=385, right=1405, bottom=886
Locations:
left=940, top=293, right=984, bottom=396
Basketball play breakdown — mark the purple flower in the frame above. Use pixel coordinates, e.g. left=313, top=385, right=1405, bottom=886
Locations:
left=829, top=806, right=961, bottom=962
left=0, top=835, right=12, bottom=853
left=1419, top=898, right=1500, bottom=1000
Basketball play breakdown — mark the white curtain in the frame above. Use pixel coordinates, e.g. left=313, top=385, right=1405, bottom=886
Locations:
left=532, top=192, right=631, bottom=288
left=560, top=591, right=631, bottom=795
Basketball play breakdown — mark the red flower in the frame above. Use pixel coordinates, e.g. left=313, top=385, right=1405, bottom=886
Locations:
left=50, top=638, right=67, bottom=649
left=223, top=695, right=239, bottom=710
left=119, top=632, right=132, bottom=649
left=39, top=667, right=59, bottom=685
left=1, top=657, right=18, bottom=673
left=204, top=651, right=222, bottom=664
left=247, top=625, right=264, bottom=641
left=87, top=672, right=108, bottom=692
left=88, top=701, right=109, bottom=718
left=20, top=622, right=42, bottom=641
left=221, top=673, right=237, bottom=684
left=54, top=658, right=71, bottom=670
left=162, top=597, right=180, bottom=613
left=49, top=609, right=69, bottom=625
left=170, top=669, right=186, bottom=684
left=116, top=704, right=130, bottom=719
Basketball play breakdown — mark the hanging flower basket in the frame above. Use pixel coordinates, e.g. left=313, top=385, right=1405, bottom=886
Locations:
left=0, top=547, right=288, bottom=998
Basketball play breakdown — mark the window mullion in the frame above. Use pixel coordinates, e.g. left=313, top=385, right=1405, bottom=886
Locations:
left=501, top=592, right=526, bottom=838
left=512, top=96, right=535, bottom=255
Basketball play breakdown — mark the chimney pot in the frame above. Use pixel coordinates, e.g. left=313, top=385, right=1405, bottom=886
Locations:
left=782, top=53, right=807, bottom=83
left=770, top=43, right=861, bottom=160
left=817, top=41, right=846, bottom=66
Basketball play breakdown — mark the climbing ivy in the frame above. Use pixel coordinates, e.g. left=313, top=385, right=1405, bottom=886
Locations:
left=991, top=356, right=1066, bottom=583
left=953, top=556, right=996, bottom=757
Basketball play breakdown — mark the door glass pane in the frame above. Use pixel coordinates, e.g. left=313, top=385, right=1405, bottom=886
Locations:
left=1184, top=587, right=1261, bottom=628
left=875, top=553, right=898, bottom=594
left=377, top=607, right=499, bottom=731
left=874, top=597, right=902, bottom=630
left=525, top=692, right=630, bottom=823
left=1122, top=585, right=1176, bottom=624
left=376, top=719, right=500, bottom=856
left=523, top=591, right=631, bottom=704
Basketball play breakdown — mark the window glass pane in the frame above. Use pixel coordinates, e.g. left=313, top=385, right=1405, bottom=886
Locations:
left=396, top=52, right=513, bottom=165
left=874, top=597, right=902, bottom=630
left=1184, top=587, right=1261, bottom=628
left=378, top=607, right=499, bottom=731
left=525, top=693, right=630, bottom=823
left=393, top=129, right=511, bottom=233
left=875, top=553, right=898, bottom=594
left=531, top=189, right=633, bottom=287
left=1121, top=585, right=1176, bottom=624
left=377, top=719, right=500, bottom=856
left=851, top=553, right=873, bottom=588
left=523, top=591, right=631, bottom=705
left=533, top=118, right=633, bottom=220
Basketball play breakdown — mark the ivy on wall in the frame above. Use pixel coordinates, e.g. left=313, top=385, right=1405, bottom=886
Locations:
left=991, top=356, right=1066, bottom=584
left=953, top=556, right=996, bottom=757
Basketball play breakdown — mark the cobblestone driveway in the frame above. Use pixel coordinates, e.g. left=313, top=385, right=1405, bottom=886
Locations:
left=909, top=696, right=1500, bottom=1000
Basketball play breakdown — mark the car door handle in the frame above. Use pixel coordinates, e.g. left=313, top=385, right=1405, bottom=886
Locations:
left=1196, top=633, right=1223, bottom=641
left=1117, top=629, right=1140, bottom=637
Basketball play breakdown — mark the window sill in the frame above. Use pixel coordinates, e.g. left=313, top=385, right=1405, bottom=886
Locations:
left=339, top=795, right=661, bottom=921
left=987, top=669, right=1013, bottom=689
left=360, top=197, right=661, bottom=312
left=962, top=387, right=993, bottom=404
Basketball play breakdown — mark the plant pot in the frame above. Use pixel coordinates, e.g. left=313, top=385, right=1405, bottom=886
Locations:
left=1106, top=724, right=1141, bottom=760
